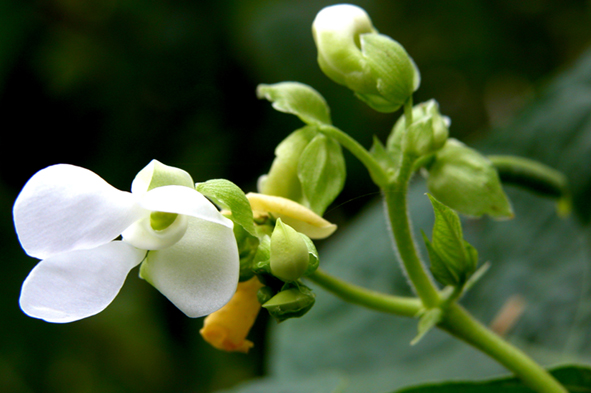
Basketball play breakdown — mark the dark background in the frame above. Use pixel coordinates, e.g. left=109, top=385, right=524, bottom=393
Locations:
left=1, top=0, right=591, bottom=392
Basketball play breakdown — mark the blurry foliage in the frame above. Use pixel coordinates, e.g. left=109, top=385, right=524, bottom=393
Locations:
left=1, top=0, right=591, bottom=392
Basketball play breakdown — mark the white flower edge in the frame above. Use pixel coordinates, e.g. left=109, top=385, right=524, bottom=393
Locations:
left=13, top=164, right=145, bottom=260
left=140, top=216, right=240, bottom=318
left=19, top=241, right=146, bottom=323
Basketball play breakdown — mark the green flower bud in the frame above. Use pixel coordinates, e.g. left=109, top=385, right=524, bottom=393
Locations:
left=389, top=100, right=449, bottom=157
left=262, top=285, right=316, bottom=322
left=312, top=4, right=420, bottom=113
left=270, top=219, right=310, bottom=282
left=426, top=139, right=514, bottom=219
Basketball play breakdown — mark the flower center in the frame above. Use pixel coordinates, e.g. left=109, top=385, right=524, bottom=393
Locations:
left=150, top=211, right=179, bottom=231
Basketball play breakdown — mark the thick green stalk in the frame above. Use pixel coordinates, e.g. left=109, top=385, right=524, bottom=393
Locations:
left=440, top=304, right=568, bottom=393
left=383, top=152, right=440, bottom=309
left=308, top=268, right=421, bottom=317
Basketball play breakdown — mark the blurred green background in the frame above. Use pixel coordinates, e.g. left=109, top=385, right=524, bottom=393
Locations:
left=2, top=0, right=591, bottom=392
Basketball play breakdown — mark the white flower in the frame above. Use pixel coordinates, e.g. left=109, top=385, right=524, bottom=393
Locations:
left=13, top=160, right=239, bottom=323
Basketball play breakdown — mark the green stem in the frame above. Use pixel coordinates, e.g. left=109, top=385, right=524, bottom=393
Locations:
left=308, top=268, right=421, bottom=317
left=383, top=152, right=440, bottom=309
left=319, top=125, right=390, bottom=187
left=440, top=304, right=568, bottom=393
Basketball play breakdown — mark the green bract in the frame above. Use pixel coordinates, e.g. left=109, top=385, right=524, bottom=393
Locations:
left=425, top=139, right=514, bottom=219
left=312, top=4, right=420, bottom=113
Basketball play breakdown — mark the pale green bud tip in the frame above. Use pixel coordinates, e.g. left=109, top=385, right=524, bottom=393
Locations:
left=312, top=4, right=420, bottom=113
left=270, top=219, right=310, bottom=282
left=150, top=211, right=179, bottom=231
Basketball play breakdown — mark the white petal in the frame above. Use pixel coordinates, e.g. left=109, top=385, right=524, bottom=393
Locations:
left=19, top=242, right=146, bottom=323
left=140, top=217, right=239, bottom=318
left=13, top=164, right=145, bottom=259
left=138, top=185, right=233, bottom=228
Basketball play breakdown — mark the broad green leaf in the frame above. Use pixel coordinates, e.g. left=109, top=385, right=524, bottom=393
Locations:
left=196, top=179, right=256, bottom=236
left=298, top=133, right=346, bottom=215
left=257, top=82, right=332, bottom=126
left=392, top=364, right=591, bottom=392
left=426, top=139, right=514, bottom=219
left=422, top=230, right=460, bottom=287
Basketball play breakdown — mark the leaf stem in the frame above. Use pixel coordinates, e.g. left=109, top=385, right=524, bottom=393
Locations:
left=308, top=268, right=422, bottom=317
left=319, top=125, right=390, bottom=187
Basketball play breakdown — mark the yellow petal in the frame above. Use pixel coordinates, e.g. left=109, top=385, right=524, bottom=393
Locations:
left=246, top=193, right=337, bottom=239
left=199, top=276, right=264, bottom=353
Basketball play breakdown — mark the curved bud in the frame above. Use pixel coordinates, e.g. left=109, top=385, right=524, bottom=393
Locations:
left=262, top=285, right=316, bottom=322
left=200, top=276, right=264, bottom=353
left=270, top=219, right=310, bottom=282
left=312, top=4, right=419, bottom=112
left=246, top=193, right=337, bottom=239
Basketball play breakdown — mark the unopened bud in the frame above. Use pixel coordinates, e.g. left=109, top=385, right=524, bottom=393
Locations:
left=312, top=4, right=420, bottom=112
left=270, top=219, right=310, bottom=282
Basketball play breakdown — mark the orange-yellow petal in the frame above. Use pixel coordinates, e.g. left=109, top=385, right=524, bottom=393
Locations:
left=199, top=276, right=264, bottom=353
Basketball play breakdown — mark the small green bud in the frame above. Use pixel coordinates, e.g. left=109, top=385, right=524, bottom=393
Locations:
left=426, top=139, right=514, bottom=219
left=312, top=4, right=420, bottom=113
left=262, top=285, right=316, bottom=322
left=387, top=100, right=449, bottom=157
left=270, top=219, right=310, bottom=282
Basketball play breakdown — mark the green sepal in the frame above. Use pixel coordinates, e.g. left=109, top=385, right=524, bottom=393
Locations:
left=256, top=286, right=275, bottom=305
left=426, top=139, right=514, bottom=219
left=298, top=133, right=346, bottom=215
left=257, top=82, right=332, bottom=126
left=299, top=233, right=319, bottom=277
left=411, top=307, right=443, bottom=346
left=262, top=283, right=316, bottom=323
left=424, top=194, right=479, bottom=288
left=258, top=126, right=318, bottom=204
left=196, top=179, right=256, bottom=237
left=232, top=221, right=260, bottom=282
left=251, top=235, right=272, bottom=276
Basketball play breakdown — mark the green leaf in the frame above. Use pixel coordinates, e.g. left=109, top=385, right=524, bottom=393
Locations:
left=298, top=133, right=346, bottom=215
left=426, top=139, right=514, bottom=219
left=422, top=231, right=460, bottom=288
left=196, top=179, right=256, bottom=236
left=257, top=82, right=332, bottom=126
left=392, top=364, right=591, bottom=392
